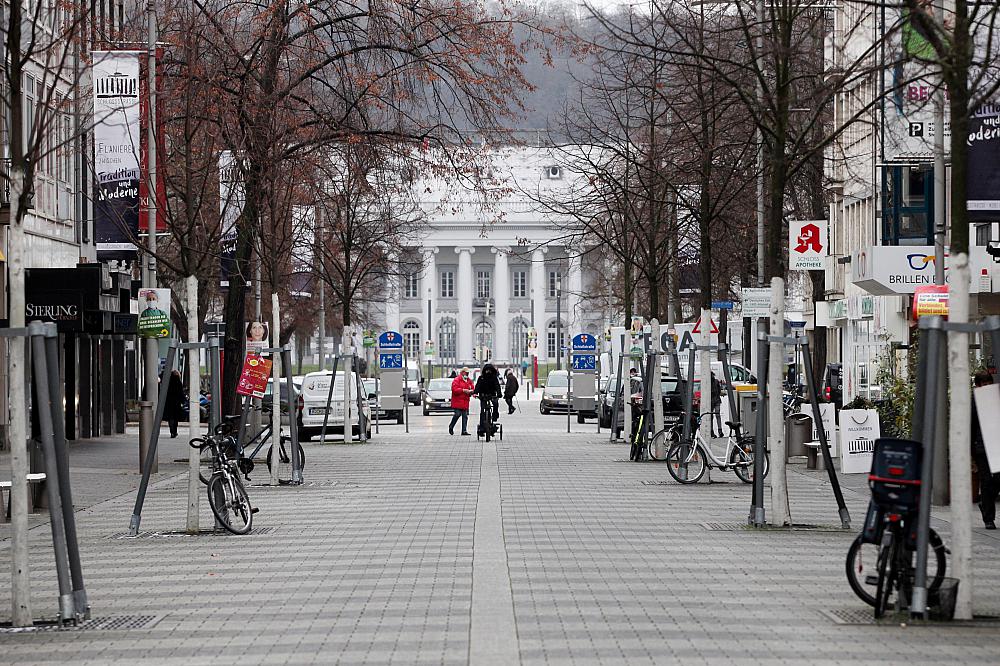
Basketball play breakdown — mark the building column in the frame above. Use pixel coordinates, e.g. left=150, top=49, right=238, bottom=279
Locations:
left=531, top=247, right=547, bottom=362
left=567, top=252, right=582, bottom=334
left=422, top=247, right=438, bottom=347
left=456, top=247, right=475, bottom=363
left=492, top=246, right=510, bottom=363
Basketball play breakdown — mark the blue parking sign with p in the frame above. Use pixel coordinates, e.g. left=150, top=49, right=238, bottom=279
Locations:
left=379, top=352, right=403, bottom=369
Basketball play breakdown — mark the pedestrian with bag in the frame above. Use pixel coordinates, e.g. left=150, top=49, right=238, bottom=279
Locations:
left=449, top=367, right=475, bottom=436
left=972, top=370, right=1000, bottom=529
left=503, top=368, right=520, bottom=414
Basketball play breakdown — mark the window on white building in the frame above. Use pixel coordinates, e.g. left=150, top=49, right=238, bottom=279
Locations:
left=512, top=270, right=526, bottom=298
left=438, top=318, right=457, bottom=360
left=548, top=270, right=562, bottom=298
left=403, top=321, right=421, bottom=359
left=476, top=270, right=491, bottom=299
left=404, top=272, right=419, bottom=299
left=440, top=271, right=454, bottom=298
left=510, top=318, right=529, bottom=361
left=547, top=320, right=565, bottom=359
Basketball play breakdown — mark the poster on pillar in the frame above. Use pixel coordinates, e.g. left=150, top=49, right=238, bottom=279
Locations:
left=237, top=353, right=273, bottom=398
left=788, top=220, right=828, bottom=271
left=246, top=321, right=270, bottom=355
left=137, top=288, right=172, bottom=338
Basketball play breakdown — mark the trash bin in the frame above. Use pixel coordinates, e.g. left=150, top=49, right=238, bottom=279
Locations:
left=785, top=413, right=813, bottom=459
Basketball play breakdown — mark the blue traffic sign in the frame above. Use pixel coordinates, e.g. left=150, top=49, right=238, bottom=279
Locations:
left=789, top=320, right=806, bottom=329
left=571, top=354, right=597, bottom=371
left=379, top=352, right=403, bottom=369
left=572, top=333, right=597, bottom=352
left=712, top=300, right=734, bottom=310
left=378, top=331, right=403, bottom=350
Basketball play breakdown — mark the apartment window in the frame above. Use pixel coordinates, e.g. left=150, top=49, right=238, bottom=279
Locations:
left=548, top=270, right=562, bottom=298
left=547, top=320, right=565, bottom=358
left=440, top=271, right=454, bottom=298
left=512, top=270, right=526, bottom=298
left=404, top=272, right=419, bottom=299
left=476, top=270, right=491, bottom=299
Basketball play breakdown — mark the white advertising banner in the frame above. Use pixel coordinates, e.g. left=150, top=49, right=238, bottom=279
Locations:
left=93, top=51, right=141, bottom=257
left=974, top=384, right=1000, bottom=474
left=789, top=220, right=828, bottom=271
left=219, top=151, right=244, bottom=286
left=802, top=402, right=839, bottom=458
left=840, top=409, right=880, bottom=474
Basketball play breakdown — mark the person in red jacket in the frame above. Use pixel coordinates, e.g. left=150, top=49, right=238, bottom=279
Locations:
left=449, top=367, right=475, bottom=436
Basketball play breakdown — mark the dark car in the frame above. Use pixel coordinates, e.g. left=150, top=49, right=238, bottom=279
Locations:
left=821, top=363, right=843, bottom=410
left=599, top=374, right=688, bottom=436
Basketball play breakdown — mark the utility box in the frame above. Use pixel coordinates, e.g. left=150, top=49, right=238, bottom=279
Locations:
left=739, top=391, right=760, bottom=437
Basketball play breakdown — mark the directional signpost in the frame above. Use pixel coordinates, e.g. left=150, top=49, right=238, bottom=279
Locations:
left=571, top=333, right=598, bottom=427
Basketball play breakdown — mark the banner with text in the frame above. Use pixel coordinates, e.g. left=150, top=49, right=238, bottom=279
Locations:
left=93, top=51, right=141, bottom=259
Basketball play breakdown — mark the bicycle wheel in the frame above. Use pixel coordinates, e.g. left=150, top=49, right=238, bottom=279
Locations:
left=730, top=442, right=770, bottom=484
left=207, top=472, right=253, bottom=535
left=198, top=446, right=215, bottom=486
left=665, top=442, right=706, bottom=484
left=845, top=534, right=882, bottom=607
left=874, top=531, right=897, bottom=618
left=648, top=428, right=677, bottom=462
left=266, top=442, right=306, bottom=473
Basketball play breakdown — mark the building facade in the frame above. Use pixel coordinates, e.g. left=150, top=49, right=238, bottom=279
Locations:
left=377, top=147, right=605, bottom=367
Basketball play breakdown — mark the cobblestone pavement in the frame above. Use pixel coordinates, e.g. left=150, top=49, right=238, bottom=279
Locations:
left=2, top=401, right=1000, bottom=664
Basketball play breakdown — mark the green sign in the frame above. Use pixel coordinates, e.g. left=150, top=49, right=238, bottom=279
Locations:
left=363, top=330, right=376, bottom=348
left=137, top=288, right=171, bottom=338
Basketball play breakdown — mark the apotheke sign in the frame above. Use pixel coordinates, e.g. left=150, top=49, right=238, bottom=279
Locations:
left=853, top=245, right=992, bottom=296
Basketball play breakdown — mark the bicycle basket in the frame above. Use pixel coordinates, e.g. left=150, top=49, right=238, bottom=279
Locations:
left=868, top=438, right=922, bottom=511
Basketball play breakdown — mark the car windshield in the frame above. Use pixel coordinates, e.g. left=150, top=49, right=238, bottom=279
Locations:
left=429, top=379, right=452, bottom=390
left=547, top=374, right=568, bottom=388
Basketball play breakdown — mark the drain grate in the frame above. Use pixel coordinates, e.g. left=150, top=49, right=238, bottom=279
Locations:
left=701, top=522, right=851, bottom=532
left=641, top=480, right=673, bottom=486
left=0, top=615, right=163, bottom=633
left=108, top=527, right=277, bottom=539
left=822, top=608, right=1000, bottom=626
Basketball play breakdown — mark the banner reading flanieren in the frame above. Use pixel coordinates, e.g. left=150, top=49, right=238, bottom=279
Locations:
left=93, top=51, right=142, bottom=259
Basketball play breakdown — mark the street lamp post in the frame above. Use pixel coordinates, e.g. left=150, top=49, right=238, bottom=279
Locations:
left=555, top=273, right=562, bottom=371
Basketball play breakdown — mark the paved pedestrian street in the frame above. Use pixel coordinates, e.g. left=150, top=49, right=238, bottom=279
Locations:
left=3, top=404, right=1000, bottom=664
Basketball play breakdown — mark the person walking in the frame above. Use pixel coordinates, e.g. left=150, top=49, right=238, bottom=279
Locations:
left=473, top=363, right=502, bottom=424
left=710, top=372, right=723, bottom=437
left=972, top=370, right=1000, bottom=529
left=503, top=368, right=520, bottom=414
left=449, top=367, right=474, bottom=436
left=163, top=369, right=186, bottom=438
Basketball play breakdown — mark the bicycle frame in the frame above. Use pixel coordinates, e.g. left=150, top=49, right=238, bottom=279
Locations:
left=668, top=415, right=752, bottom=472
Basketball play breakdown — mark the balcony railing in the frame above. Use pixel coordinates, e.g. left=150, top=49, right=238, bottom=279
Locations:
left=1, top=157, right=35, bottom=211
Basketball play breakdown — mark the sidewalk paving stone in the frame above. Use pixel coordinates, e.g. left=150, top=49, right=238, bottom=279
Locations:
left=0, top=408, right=998, bottom=664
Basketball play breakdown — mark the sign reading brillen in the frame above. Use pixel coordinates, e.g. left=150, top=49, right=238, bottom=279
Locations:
left=93, top=51, right=141, bottom=259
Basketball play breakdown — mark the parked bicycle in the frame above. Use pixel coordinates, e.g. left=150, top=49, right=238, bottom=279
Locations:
left=649, top=412, right=769, bottom=484
left=190, top=427, right=257, bottom=535
left=197, top=413, right=304, bottom=485
left=845, top=438, right=948, bottom=618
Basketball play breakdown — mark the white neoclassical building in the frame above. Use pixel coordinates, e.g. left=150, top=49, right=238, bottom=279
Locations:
left=378, top=146, right=604, bottom=366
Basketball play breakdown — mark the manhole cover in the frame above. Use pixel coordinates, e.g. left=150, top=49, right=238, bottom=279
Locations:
left=108, top=527, right=277, bottom=539
left=0, top=615, right=163, bottom=633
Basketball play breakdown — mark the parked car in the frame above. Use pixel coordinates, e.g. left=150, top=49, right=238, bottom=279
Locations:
left=362, top=378, right=388, bottom=420
left=423, top=378, right=454, bottom=415
left=261, top=377, right=304, bottom=428
left=298, top=370, right=372, bottom=440
left=821, top=363, right=843, bottom=409
left=598, top=374, right=688, bottom=436
left=540, top=370, right=570, bottom=414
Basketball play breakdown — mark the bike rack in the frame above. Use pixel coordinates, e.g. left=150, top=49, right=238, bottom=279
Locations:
left=749, top=332, right=850, bottom=529
left=2, top=322, right=91, bottom=624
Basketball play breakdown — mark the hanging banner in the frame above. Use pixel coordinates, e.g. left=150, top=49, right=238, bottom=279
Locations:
left=137, top=288, right=171, bottom=338
left=968, top=101, right=1000, bottom=219
left=93, top=51, right=141, bottom=259
left=290, top=205, right=315, bottom=297
left=138, top=48, right=166, bottom=233
left=840, top=409, right=880, bottom=474
left=237, top=353, right=273, bottom=398
left=219, top=151, right=244, bottom=287
left=789, top=220, right=828, bottom=270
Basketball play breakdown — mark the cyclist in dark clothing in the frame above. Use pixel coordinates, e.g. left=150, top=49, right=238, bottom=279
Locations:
left=503, top=369, right=520, bottom=414
left=473, top=363, right=502, bottom=423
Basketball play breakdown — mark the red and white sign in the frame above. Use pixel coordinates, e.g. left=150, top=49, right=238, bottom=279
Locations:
left=691, top=317, right=719, bottom=335
left=913, top=284, right=949, bottom=317
left=237, top=353, right=272, bottom=398
left=789, top=220, right=828, bottom=270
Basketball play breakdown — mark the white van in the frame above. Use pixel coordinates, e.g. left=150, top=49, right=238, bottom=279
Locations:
left=404, top=363, right=423, bottom=404
left=298, top=370, right=372, bottom=440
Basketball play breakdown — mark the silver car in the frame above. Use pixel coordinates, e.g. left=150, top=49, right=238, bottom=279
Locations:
left=423, top=378, right=453, bottom=415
